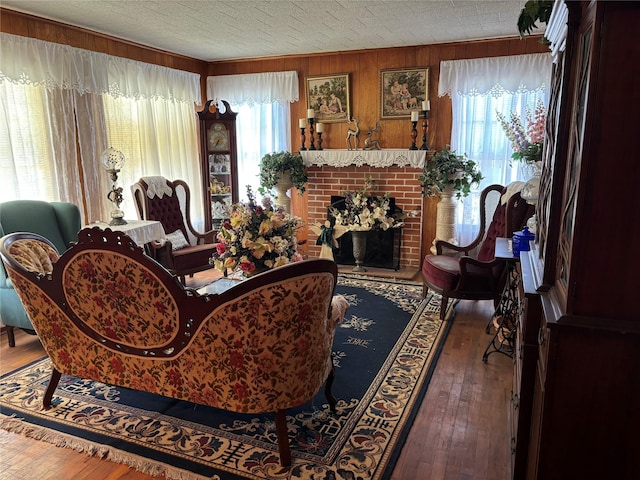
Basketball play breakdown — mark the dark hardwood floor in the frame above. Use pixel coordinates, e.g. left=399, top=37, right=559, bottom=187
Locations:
left=0, top=283, right=512, bottom=480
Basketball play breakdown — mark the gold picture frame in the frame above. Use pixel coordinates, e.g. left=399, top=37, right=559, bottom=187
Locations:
left=305, top=74, right=351, bottom=124
left=380, top=67, right=429, bottom=119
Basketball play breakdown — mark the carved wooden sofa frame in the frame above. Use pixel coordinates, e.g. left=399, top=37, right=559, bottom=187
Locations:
left=0, top=227, right=347, bottom=466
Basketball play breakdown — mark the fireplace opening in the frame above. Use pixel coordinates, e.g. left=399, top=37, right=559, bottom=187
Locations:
left=328, top=195, right=402, bottom=270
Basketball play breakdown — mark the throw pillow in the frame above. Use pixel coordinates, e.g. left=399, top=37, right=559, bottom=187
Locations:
left=165, top=230, right=190, bottom=251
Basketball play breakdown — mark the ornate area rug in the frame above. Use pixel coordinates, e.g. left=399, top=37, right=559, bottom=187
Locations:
left=0, top=276, right=454, bottom=480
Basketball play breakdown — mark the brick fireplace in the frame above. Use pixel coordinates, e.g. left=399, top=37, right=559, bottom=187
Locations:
left=298, top=151, right=425, bottom=271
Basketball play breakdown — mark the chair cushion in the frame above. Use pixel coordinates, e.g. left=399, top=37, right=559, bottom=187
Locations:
left=422, top=254, right=460, bottom=292
left=171, top=243, right=217, bottom=271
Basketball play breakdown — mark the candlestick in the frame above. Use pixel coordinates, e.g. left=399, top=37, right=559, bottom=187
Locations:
left=317, top=131, right=323, bottom=150
left=300, top=127, right=307, bottom=151
left=409, top=121, right=418, bottom=150
left=420, top=109, right=430, bottom=151
left=307, top=108, right=315, bottom=119
left=308, top=117, right=316, bottom=150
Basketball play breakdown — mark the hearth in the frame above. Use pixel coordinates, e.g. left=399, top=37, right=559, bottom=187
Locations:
left=329, top=196, right=402, bottom=270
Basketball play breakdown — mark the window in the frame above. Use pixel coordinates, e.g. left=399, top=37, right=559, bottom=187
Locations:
left=439, top=53, right=552, bottom=244
left=232, top=102, right=291, bottom=201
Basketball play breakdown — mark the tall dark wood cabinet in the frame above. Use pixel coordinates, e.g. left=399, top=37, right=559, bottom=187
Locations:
left=517, top=2, right=640, bottom=479
left=197, top=100, right=238, bottom=231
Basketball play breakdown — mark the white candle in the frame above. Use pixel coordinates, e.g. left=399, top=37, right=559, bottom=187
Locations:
left=422, top=100, right=431, bottom=111
left=299, top=118, right=307, bottom=128
left=307, top=108, right=315, bottom=119
left=316, top=122, right=323, bottom=133
left=411, top=111, right=419, bottom=122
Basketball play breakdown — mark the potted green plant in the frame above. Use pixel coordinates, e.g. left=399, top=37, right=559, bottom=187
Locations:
left=517, top=0, right=553, bottom=42
left=258, top=151, right=308, bottom=192
left=418, top=146, right=483, bottom=199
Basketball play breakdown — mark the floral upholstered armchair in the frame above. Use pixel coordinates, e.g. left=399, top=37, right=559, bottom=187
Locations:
left=0, top=227, right=348, bottom=466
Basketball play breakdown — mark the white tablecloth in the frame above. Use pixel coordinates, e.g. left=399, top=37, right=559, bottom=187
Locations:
left=87, top=220, right=166, bottom=246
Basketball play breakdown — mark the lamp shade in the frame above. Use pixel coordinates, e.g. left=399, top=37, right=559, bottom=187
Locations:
left=101, top=147, right=125, bottom=171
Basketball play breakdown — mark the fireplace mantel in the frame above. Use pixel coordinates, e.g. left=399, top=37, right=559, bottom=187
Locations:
left=300, top=149, right=426, bottom=169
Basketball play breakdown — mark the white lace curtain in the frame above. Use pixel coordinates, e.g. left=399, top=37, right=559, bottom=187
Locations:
left=206, top=71, right=299, bottom=201
left=0, top=33, right=201, bottom=102
left=206, top=71, right=299, bottom=106
left=438, top=53, right=552, bottom=245
left=0, top=33, right=202, bottom=223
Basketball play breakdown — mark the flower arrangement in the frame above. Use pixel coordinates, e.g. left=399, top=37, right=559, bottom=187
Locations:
left=418, top=146, right=483, bottom=199
left=496, top=101, right=546, bottom=165
left=329, top=177, right=404, bottom=232
left=209, top=186, right=304, bottom=275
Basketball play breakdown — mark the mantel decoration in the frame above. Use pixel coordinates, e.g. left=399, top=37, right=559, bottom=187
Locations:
left=329, top=177, right=404, bottom=272
left=209, top=186, right=304, bottom=276
left=258, top=151, right=308, bottom=212
left=419, top=146, right=483, bottom=254
left=100, top=147, right=127, bottom=226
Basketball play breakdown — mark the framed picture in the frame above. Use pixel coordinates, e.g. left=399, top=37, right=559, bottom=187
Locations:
left=305, top=74, right=351, bottom=124
left=380, top=67, right=429, bottom=119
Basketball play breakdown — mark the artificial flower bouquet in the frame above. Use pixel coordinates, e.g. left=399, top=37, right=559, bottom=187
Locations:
left=329, top=177, right=404, bottom=232
left=496, top=101, right=546, bottom=165
left=209, top=187, right=304, bottom=275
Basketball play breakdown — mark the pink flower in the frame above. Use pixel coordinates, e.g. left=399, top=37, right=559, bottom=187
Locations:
left=216, top=242, right=226, bottom=255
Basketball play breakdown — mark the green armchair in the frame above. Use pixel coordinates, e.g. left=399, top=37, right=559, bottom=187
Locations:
left=0, top=200, right=82, bottom=347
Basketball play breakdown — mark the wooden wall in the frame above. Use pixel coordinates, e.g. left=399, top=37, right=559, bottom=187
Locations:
left=1, top=8, right=548, bottom=264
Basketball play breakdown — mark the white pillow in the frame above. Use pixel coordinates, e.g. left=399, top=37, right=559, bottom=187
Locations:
left=165, top=230, right=190, bottom=251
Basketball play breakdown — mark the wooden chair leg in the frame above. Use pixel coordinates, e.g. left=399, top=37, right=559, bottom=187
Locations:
left=6, top=326, right=15, bottom=347
left=43, top=368, right=62, bottom=410
left=275, top=409, right=291, bottom=466
left=440, top=295, right=449, bottom=320
left=324, top=365, right=337, bottom=413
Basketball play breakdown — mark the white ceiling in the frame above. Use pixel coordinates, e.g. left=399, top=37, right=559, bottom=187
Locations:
left=2, top=0, right=540, bottom=62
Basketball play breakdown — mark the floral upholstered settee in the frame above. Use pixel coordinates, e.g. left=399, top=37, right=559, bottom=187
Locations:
left=0, top=228, right=348, bottom=466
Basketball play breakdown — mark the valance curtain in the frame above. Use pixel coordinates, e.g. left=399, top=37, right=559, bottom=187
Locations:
left=439, top=53, right=552, bottom=98
left=206, top=71, right=299, bottom=201
left=0, top=33, right=202, bottom=224
left=438, top=53, right=552, bottom=245
left=206, top=71, right=298, bottom=106
left=0, top=33, right=201, bottom=102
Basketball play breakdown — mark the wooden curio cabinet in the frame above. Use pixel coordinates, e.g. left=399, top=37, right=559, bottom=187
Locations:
left=517, top=2, right=640, bottom=479
left=197, top=99, right=238, bottom=231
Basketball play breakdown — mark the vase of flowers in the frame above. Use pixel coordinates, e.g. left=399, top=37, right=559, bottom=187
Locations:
left=209, top=186, right=304, bottom=276
left=328, top=177, right=404, bottom=272
left=258, top=151, right=308, bottom=212
left=496, top=101, right=546, bottom=166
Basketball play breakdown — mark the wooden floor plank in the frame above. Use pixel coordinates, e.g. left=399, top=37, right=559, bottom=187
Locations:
left=1, top=293, right=512, bottom=480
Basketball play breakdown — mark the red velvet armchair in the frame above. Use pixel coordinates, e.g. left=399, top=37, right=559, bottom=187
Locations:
left=131, top=176, right=216, bottom=282
left=422, top=183, right=533, bottom=319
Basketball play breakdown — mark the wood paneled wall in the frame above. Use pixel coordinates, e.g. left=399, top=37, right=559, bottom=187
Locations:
left=1, top=8, right=548, bottom=261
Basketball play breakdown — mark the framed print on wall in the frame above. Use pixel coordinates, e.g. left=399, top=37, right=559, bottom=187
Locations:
left=305, top=74, right=351, bottom=124
left=380, top=67, right=429, bottom=119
